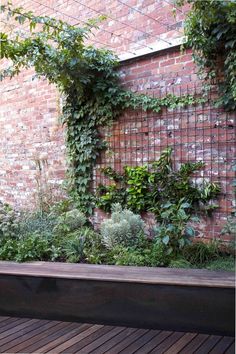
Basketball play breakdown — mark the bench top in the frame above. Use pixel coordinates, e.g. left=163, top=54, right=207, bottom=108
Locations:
left=0, top=261, right=234, bottom=288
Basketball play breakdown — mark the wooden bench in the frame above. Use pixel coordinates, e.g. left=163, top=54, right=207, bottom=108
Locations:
left=0, top=261, right=234, bottom=336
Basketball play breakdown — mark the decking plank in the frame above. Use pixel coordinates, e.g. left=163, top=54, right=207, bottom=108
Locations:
left=89, top=327, right=138, bottom=354
left=164, top=332, right=198, bottom=353
left=0, top=319, right=49, bottom=348
left=134, top=331, right=173, bottom=353
left=35, top=323, right=92, bottom=353
left=0, top=319, right=60, bottom=352
left=194, top=335, right=222, bottom=354
left=0, top=316, right=10, bottom=323
left=74, top=326, right=125, bottom=354
left=46, top=324, right=103, bottom=353
left=0, top=315, right=234, bottom=354
left=209, top=336, right=235, bottom=353
left=0, top=318, right=38, bottom=341
left=20, top=322, right=79, bottom=353
left=102, top=328, right=149, bottom=353
left=224, top=342, right=235, bottom=354
left=180, top=333, right=210, bottom=353
left=117, top=329, right=158, bottom=354
left=0, top=317, right=21, bottom=331
left=61, top=325, right=116, bottom=354
left=0, top=261, right=234, bottom=288
left=0, top=317, right=28, bottom=335
left=149, top=331, right=185, bottom=353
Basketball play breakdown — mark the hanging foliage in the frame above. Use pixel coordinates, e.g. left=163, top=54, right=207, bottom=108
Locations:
left=0, top=4, right=203, bottom=213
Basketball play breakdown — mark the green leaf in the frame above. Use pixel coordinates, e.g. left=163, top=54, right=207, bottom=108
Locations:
left=162, top=235, right=170, bottom=245
left=185, top=226, right=195, bottom=237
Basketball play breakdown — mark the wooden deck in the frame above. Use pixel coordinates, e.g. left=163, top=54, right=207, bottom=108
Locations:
left=0, top=316, right=234, bottom=354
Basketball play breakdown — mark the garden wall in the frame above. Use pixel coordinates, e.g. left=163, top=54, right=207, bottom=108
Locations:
left=93, top=49, right=236, bottom=241
left=0, top=0, right=235, bottom=239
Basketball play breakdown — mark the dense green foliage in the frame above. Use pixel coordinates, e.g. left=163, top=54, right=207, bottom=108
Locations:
left=97, top=149, right=220, bottom=215
left=177, top=0, right=236, bottom=110
left=97, top=148, right=220, bottom=255
left=0, top=200, right=233, bottom=270
left=0, top=4, right=203, bottom=211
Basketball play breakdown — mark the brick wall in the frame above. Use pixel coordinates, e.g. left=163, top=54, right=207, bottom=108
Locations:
left=0, top=69, right=66, bottom=208
left=0, top=0, right=235, bottom=239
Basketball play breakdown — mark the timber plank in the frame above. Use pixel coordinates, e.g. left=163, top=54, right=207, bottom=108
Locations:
left=0, top=261, right=234, bottom=288
left=74, top=326, right=125, bottom=354
left=180, top=333, right=210, bottom=353
left=89, top=327, right=138, bottom=354
left=46, top=324, right=103, bottom=353
left=0, top=319, right=60, bottom=352
left=224, top=342, right=235, bottom=354
left=118, top=330, right=159, bottom=354
left=0, top=317, right=21, bottom=331
left=194, top=335, right=222, bottom=354
left=0, top=316, right=234, bottom=354
left=209, top=336, right=235, bottom=353
left=19, top=321, right=79, bottom=353
left=61, top=325, right=116, bottom=353
left=149, top=331, right=185, bottom=353
left=164, top=332, right=197, bottom=353
left=0, top=318, right=38, bottom=341
left=35, top=323, right=92, bottom=353
left=134, top=331, right=173, bottom=353
left=0, top=317, right=28, bottom=335
left=102, top=328, right=150, bottom=353
left=0, top=319, right=49, bottom=348
left=0, top=316, right=10, bottom=323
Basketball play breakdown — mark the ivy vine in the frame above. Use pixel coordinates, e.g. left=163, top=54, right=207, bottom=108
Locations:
left=177, top=0, right=236, bottom=110
left=0, top=4, right=204, bottom=213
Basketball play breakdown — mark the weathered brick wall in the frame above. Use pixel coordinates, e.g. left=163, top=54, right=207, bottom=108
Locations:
left=0, top=69, right=66, bottom=209
left=0, top=1, right=235, bottom=239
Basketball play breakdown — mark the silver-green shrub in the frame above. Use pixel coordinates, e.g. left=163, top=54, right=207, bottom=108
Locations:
left=100, top=203, right=145, bottom=250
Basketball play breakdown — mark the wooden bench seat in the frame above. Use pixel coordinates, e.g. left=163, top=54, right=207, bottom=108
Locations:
left=0, top=261, right=234, bottom=336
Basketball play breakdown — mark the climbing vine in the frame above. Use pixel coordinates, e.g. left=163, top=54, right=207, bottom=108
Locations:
left=1, top=4, right=204, bottom=213
left=176, top=0, right=236, bottom=110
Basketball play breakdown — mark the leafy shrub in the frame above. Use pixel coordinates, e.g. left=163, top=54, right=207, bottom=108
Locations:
left=112, top=246, right=147, bottom=266
left=182, top=240, right=220, bottom=266
left=53, top=209, right=87, bottom=235
left=0, top=239, right=18, bottom=260
left=153, top=199, right=197, bottom=256
left=0, top=202, right=20, bottom=238
left=0, top=232, right=59, bottom=262
left=15, top=233, right=52, bottom=262
left=111, top=242, right=169, bottom=267
left=18, top=212, right=56, bottom=238
left=100, top=204, right=145, bottom=250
